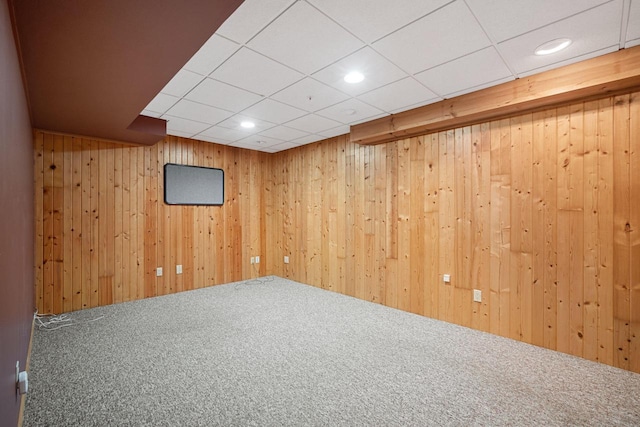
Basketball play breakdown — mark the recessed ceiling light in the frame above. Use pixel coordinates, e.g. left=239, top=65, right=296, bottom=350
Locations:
left=240, top=121, right=255, bottom=129
left=534, top=38, right=572, bottom=56
left=344, top=71, right=364, bottom=84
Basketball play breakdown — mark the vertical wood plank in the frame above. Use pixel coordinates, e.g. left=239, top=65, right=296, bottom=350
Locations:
left=597, top=97, right=614, bottom=365
left=439, top=131, right=455, bottom=323
left=543, top=109, right=558, bottom=350
left=113, top=143, right=123, bottom=304
left=583, top=100, right=600, bottom=363
left=410, top=136, right=425, bottom=315
left=34, top=132, right=44, bottom=313
left=71, top=137, right=83, bottom=311
left=556, top=106, right=571, bottom=354
left=425, top=133, right=439, bottom=320
left=52, top=134, right=64, bottom=314
left=613, top=94, right=631, bottom=370
left=397, top=139, right=411, bottom=311
left=531, top=111, right=546, bottom=347
left=629, top=91, right=640, bottom=374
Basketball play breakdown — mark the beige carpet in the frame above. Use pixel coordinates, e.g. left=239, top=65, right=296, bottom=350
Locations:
left=24, top=276, right=640, bottom=426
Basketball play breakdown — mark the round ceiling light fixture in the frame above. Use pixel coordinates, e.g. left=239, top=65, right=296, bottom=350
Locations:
left=534, top=38, right=572, bottom=56
left=344, top=71, right=364, bottom=84
left=240, top=121, right=255, bottom=129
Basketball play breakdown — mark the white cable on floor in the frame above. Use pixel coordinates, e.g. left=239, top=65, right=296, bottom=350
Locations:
left=35, top=311, right=104, bottom=331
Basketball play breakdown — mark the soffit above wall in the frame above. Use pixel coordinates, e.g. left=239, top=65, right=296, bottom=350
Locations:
left=9, top=0, right=243, bottom=146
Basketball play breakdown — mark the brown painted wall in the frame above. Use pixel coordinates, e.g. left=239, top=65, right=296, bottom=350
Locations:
left=0, top=0, right=35, bottom=425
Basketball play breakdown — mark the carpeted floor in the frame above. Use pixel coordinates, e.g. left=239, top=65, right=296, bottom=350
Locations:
left=24, top=276, right=640, bottom=426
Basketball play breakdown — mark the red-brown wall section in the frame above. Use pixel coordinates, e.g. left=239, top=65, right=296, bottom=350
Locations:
left=0, top=0, right=35, bottom=425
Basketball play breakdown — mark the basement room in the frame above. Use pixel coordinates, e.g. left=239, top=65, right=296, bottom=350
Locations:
left=2, top=0, right=639, bottom=425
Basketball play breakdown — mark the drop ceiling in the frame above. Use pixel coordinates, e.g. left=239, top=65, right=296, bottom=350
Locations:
left=143, top=0, right=639, bottom=153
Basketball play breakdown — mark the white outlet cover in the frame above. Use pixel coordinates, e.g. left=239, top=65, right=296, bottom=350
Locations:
left=443, top=274, right=451, bottom=283
left=284, top=256, right=290, bottom=264
left=250, top=257, right=255, bottom=264
left=473, top=289, right=482, bottom=302
left=156, top=267, right=163, bottom=277
left=176, top=265, right=183, bottom=274
left=255, top=256, right=260, bottom=264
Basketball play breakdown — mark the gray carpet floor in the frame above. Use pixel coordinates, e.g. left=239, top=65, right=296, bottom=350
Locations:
left=24, top=276, right=640, bottom=426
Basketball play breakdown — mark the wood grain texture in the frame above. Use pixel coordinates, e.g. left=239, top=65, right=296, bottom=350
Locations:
left=264, top=92, right=640, bottom=373
left=34, top=133, right=266, bottom=315
left=350, top=46, right=640, bottom=146
left=33, top=92, right=639, bottom=373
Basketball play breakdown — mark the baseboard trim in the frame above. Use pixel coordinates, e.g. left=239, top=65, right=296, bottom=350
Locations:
left=17, top=312, right=35, bottom=427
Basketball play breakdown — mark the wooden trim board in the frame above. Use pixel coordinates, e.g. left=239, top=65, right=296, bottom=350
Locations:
left=351, top=46, right=640, bottom=146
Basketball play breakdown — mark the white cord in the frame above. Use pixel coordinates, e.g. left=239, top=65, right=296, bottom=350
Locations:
left=35, top=310, right=104, bottom=331
left=235, top=265, right=276, bottom=288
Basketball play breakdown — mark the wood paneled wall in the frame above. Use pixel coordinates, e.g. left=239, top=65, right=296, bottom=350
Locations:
left=33, top=92, right=639, bottom=373
left=264, top=92, right=640, bottom=373
left=34, top=133, right=267, bottom=315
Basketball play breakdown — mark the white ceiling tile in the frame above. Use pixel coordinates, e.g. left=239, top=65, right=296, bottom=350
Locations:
left=258, top=126, right=310, bottom=141
left=198, top=125, right=247, bottom=142
left=292, top=134, right=324, bottom=145
left=217, top=115, right=276, bottom=134
left=444, top=76, right=514, bottom=99
left=309, top=0, right=452, bottom=43
left=267, top=141, right=301, bottom=152
left=358, top=77, right=439, bottom=113
left=168, top=129, right=197, bottom=138
left=216, top=0, right=295, bottom=44
left=141, top=109, right=163, bottom=118
left=210, top=47, right=303, bottom=96
left=316, top=98, right=385, bottom=125
left=183, top=34, right=240, bottom=76
left=185, top=78, right=262, bottom=113
left=271, top=78, right=349, bottom=112
left=165, top=99, right=233, bottom=125
left=373, top=1, right=490, bottom=74
left=162, top=115, right=211, bottom=136
left=389, top=99, right=440, bottom=114
left=193, top=134, right=234, bottom=145
left=232, top=135, right=284, bottom=149
left=498, top=1, right=622, bottom=75
left=240, top=99, right=307, bottom=124
left=466, top=0, right=610, bottom=42
left=349, top=113, right=387, bottom=126
left=247, top=1, right=364, bottom=74
left=145, top=93, right=180, bottom=114
left=626, top=0, right=640, bottom=43
left=312, top=47, right=408, bottom=96
left=414, top=47, right=513, bottom=97
left=285, top=114, right=343, bottom=134
left=517, top=46, right=619, bottom=77
left=317, top=125, right=350, bottom=138
left=160, top=70, right=203, bottom=97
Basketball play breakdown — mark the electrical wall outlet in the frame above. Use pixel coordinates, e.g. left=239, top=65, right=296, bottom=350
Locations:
left=176, top=265, right=182, bottom=274
left=284, top=256, right=289, bottom=264
left=156, top=267, right=163, bottom=277
left=250, top=257, right=255, bottom=264
left=443, top=274, right=451, bottom=283
left=255, top=256, right=260, bottom=264
left=473, top=289, right=482, bottom=302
